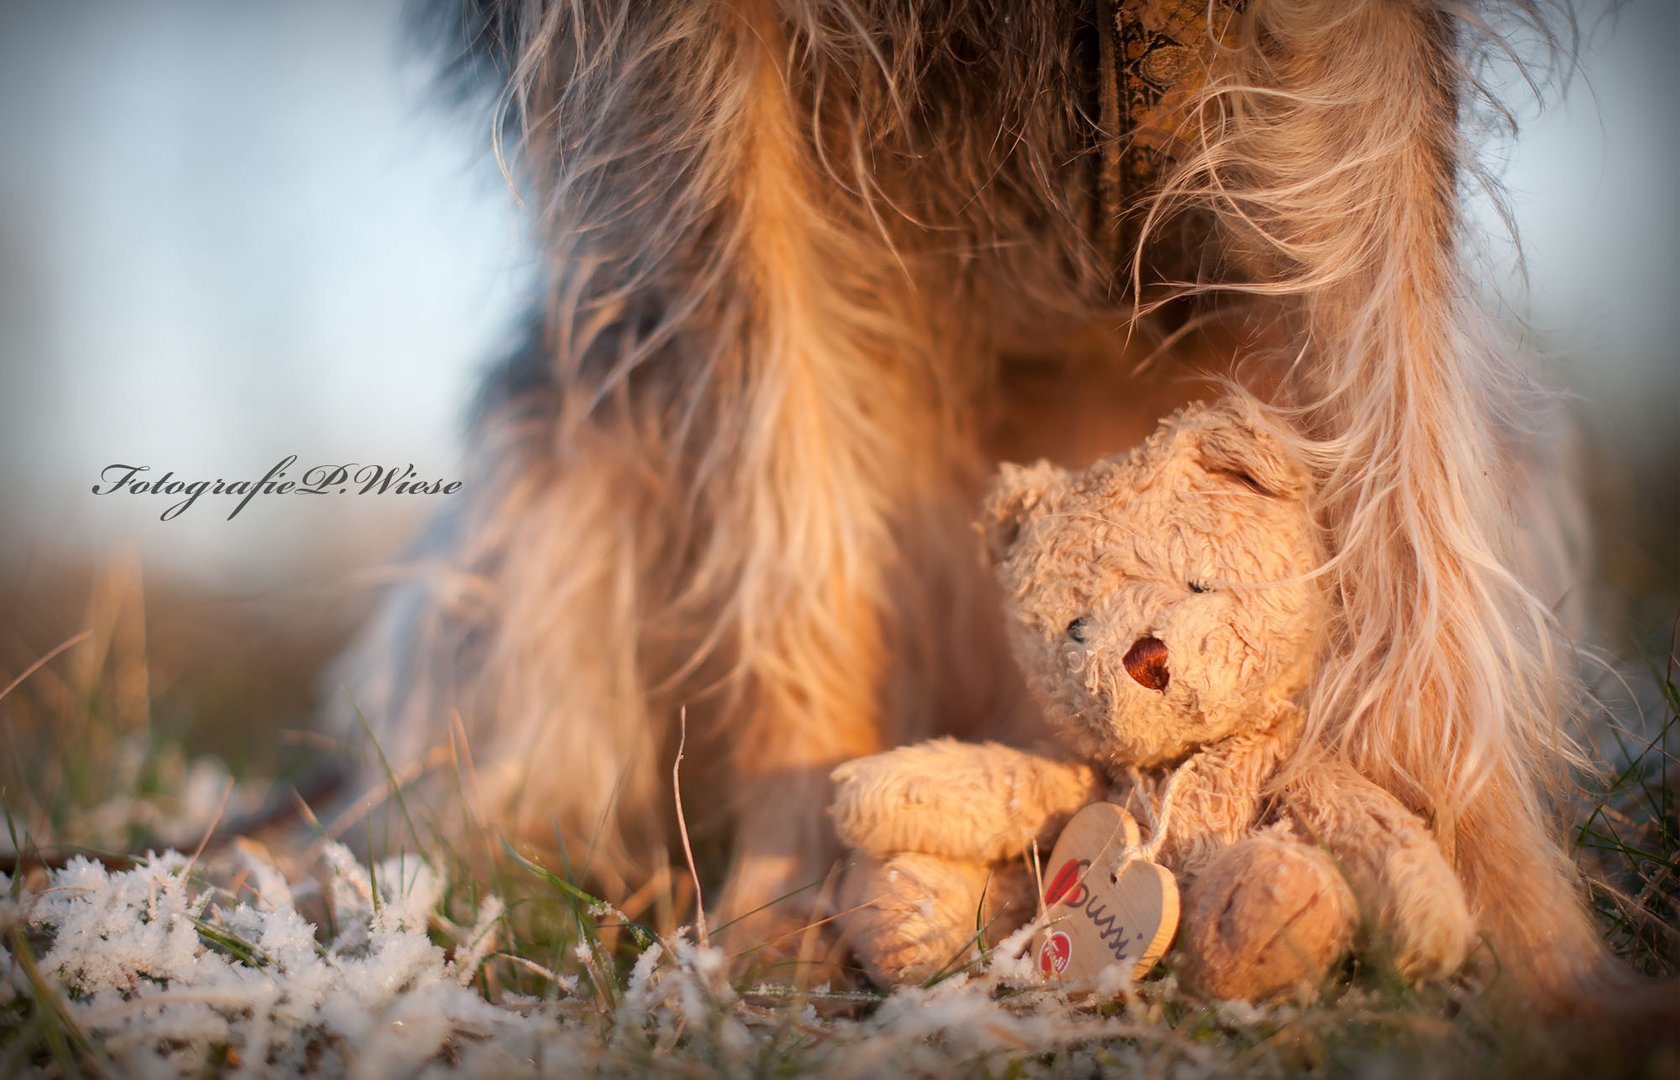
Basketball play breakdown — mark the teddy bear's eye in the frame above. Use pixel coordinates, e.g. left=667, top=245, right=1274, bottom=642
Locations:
left=1066, top=617, right=1089, bottom=643
left=1188, top=581, right=1209, bottom=594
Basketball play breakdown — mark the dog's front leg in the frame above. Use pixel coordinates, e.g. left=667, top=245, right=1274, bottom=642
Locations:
left=691, top=0, right=975, bottom=981
left=711, top=573, right=896, bottom=982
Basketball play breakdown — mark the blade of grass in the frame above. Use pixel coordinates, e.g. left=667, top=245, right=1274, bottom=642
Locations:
left=9, top=926, right=94, bottom=1078
left=672, top=707, right=707, bottom=949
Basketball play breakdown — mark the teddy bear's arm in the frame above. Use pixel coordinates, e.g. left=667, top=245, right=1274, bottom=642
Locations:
left=1145, top=725, right=1299, bottom=879
left=1281, top=763, right=1474, bottom=981
left=830, top=738, right=1104, bottom=861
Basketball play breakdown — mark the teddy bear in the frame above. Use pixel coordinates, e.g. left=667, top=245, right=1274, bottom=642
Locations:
left=829, top=399, right=1475, bottom=1001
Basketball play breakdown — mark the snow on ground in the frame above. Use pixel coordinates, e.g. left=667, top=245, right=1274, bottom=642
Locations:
left=1, top=846, right=1239, bottom=1078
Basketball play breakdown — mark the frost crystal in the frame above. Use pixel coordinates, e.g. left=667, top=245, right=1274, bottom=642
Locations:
left=1, top=846, right=1222, bottom=1077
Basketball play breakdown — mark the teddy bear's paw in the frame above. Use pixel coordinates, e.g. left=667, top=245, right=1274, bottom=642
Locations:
left=828, top=753, right=915, bottom=852
left=1179, top=836, right=1359, bottom=1003
left=837, top=852, right=992, bottom=988
left=830, top=740, right=1098, bottom=861
left=828, top=747, right=972, bottom=855
left=1370, top=841, right=1475, bottom=983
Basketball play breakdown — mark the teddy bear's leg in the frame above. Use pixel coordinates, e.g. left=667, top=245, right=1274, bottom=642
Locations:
left=1284, top=766, right=1475, bottom=983
left=1178, top=827, right=1359, bottom=1002
left=838, top=851, right=1033, bottom=987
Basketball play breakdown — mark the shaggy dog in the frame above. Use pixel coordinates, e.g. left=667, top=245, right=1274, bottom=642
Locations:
left=332, top=0, right=1611, bottom=1012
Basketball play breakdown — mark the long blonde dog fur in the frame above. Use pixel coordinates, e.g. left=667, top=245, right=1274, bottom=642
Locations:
left=332, top=0, right=1610, bottom=1013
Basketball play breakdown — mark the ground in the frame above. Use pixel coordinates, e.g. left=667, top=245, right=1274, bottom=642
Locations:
left=0, top=561, right=1675, bottom=1077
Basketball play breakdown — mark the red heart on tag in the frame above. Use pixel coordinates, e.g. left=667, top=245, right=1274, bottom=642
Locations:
left=1034, top=802, right=1179, bottom=985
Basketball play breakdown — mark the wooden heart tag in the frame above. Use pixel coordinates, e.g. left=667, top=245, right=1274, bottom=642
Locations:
left=1034, top=802, right=1179, bottom=985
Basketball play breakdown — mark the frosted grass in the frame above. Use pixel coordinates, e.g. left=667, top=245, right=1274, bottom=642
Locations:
left=2, top=845, right=1239, bottom=1077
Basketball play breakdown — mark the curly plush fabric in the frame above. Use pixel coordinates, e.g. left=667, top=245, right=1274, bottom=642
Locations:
left=833, top=400, right=1473, bottom=1000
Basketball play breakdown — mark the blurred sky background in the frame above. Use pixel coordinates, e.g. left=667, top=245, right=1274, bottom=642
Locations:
left=0, top=0, right=534, bottom=590
left=0, top=0, right=1674, bottom=625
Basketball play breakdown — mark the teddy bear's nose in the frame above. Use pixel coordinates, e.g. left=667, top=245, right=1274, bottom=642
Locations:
left=1122, top=636, right=1170, bottom=692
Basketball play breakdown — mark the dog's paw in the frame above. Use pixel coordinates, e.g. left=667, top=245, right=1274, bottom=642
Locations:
left=726, top=908, right=851, bottom=990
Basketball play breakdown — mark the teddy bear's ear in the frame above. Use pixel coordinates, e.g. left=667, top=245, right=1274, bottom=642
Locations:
left=980, top=460, right=1067, bottom=564
left=1190, top=401, right=1311, bottom=499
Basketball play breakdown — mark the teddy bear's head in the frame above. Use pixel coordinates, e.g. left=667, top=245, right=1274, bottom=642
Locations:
left=982, top=399, right=1325, bottom=770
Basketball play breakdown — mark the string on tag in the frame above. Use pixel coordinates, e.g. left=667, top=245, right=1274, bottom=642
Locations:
left=1112, top=763, right=1186, bottom=881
